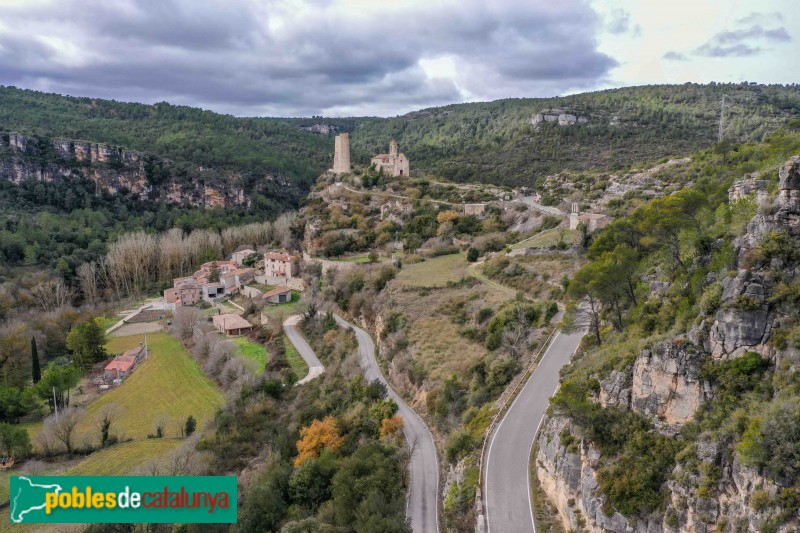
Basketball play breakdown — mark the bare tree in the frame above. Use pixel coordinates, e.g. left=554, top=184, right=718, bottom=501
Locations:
left=21, top=459, right=48, bottom=476
left=134, top=435, right=206, bottom=476
left=152, top=415, right=169, bottom=438
left=95, top=404, right=121, bottom=447
left=173, top=307, right=202, bottom=342
left=76, top=262, right=101, bottom=304
left=158, top=228, right=187, bottom=281
left=106, top=231, right=159, bottom=296
left=501, top=306, right=534, bottom=359
left=34, top=429, right=57, bottom=457
left=162, top=435, right=205, bottom=475
left=47, top=407, right=84, bottom=454
left=273, top=212, right=297, bottom=248
left=30, top=278, right=73, bottom=311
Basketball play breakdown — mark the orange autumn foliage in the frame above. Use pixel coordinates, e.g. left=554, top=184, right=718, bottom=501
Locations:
left=294, top=416, right=344, bottom=466
left=437, top=210, right=459, bottom=225
left=380, top=414, right=404, bottom=440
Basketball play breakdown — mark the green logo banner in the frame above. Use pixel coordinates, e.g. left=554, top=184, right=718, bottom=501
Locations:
left=9, top=476, right=237, bottom=524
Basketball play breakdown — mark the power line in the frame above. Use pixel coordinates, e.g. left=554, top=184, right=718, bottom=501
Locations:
left=718, top=94, right=727, bottom=143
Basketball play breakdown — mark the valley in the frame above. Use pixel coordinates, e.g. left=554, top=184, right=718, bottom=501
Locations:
left=1, top=83, right=799, bottom=533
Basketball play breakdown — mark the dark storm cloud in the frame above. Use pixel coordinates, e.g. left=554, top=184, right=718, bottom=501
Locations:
left=0, top=0, right=617, bottom=116
left=694, top=23, right=791, bottom=58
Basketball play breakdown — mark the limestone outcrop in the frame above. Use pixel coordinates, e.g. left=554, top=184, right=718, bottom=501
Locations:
left=536, top=156, right=800, bottom=533
left=536, top=416, right=661, bottom=533
left=0, top=132, right=250, bottom=208
left=537, top=416, right=778, bottom=533
left=531, top=108, right=588, bottom=128
left=630, top=340, right=711, bottom=432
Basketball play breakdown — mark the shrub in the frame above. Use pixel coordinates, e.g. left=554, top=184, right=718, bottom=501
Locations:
left=445, top=430, right=476, bottom=463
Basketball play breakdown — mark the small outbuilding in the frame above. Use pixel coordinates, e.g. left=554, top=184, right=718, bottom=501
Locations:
left=213, top=314, right=254, bottom=336
left=104, top=355, right=136, bottom=380
left=262, top=285, right=293, bottom=304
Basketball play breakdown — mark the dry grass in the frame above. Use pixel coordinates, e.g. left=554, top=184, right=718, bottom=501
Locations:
left=386, top=284, right=510, bottom=382
left=511, top=228, right=579, bottom=249
left=395, top=253, right=471, bottom=287
left=66, top=439, right=181, bottom=475
left=73, top=333, right=223, bottom=443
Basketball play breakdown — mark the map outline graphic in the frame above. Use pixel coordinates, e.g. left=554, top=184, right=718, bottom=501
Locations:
left=10, top=476, right=63, bottom=523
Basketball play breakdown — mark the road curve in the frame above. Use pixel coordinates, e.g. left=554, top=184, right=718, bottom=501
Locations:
left=283, top=315, right=325, bottom=384
left=334, top=314, right=440, bottom=533
left=485, top=329, right=584, bottom=533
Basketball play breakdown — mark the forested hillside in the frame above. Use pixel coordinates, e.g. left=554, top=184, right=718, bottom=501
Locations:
left=0, top=86, right=331, bottom=279
left=0, top=86, right=330, bottom=185
left=288, top=83, right=800, bottom=185
left=3, top=83, right=800, bottom=280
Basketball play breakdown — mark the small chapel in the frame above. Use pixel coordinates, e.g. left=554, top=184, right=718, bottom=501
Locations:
left=371, top=140, right=410, bottom=177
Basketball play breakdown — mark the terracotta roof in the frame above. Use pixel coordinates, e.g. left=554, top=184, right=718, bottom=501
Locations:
left=200, top=261, right=237, bottom=270
left=262, top=285, right=292, bottom=298
left=265, top=252, right=294, bottom=262
left=213, top=314, right=252, bottom=330
left=105, top=355, right=136, bottom=373
left=221, top=267, right=255, bottom=279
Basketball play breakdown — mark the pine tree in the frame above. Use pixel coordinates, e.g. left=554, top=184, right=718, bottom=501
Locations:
left=31, top=336, right=41, bottom=384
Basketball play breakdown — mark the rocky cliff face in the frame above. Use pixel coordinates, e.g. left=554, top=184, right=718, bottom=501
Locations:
left=537, top=415, right=777, bottom=533
left=536, top=157, right=800, bottom=533
left=0, top=132, right=250, bottom=209
left=531, top=108, right=589, bottom=128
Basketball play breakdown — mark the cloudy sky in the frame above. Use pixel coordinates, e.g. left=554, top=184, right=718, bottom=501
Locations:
left=0, top=0, right=796, bottom=117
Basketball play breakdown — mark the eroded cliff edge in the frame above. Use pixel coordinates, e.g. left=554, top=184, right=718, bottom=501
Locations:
left=536, top=156, right=800, bottom=533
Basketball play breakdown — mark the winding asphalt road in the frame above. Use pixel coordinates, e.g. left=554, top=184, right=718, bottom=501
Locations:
left=334, top=314, right=440, bottom=533
left=484, top=329, right=584, bottom=533
left=283, top=315, right=325, bottom=384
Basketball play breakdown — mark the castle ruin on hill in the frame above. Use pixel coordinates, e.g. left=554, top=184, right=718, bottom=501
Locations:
left=331, top=135, right=410, bottom=177
left=332, top=133, right=351, bottom=174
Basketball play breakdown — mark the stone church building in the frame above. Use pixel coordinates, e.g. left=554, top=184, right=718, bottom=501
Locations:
left=371, top=140, right=409, bottom=177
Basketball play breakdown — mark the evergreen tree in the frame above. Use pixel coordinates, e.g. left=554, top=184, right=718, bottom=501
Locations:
left=209, top=264, right=221, bottom=283
left=185, top=415, right=196, bottom=437
left=31, top=336, right=41, bottom=384
left=66, top=318, right=108, bottom=370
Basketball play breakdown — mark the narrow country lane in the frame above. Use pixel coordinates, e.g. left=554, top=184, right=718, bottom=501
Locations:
left=334, top=314, right=440, bottom=533
left=484, top=329, right=584, bottom=533
left=282, top=315, right=325, bottom=384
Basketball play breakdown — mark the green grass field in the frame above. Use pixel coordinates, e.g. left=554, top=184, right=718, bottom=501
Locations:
left=394, top=253, right=471, bottom=287
left=283, top=335, right=308, bottom=379
left=262, top=291, right=303, bottom=322
left=74, top=333, right=223, bottom=443
left=231, top=336, right=267, bottom=372
left=66, top=439, right=182, bottom=475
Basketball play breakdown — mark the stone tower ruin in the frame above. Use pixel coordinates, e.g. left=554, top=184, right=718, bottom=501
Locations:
left=333, top=133, right=351, bottom=174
